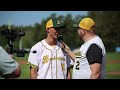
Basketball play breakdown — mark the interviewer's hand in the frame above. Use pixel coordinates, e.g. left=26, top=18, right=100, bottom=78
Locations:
left=61, top=42, right=71, bottom=53
left=61, top=42, right=76, bottom=61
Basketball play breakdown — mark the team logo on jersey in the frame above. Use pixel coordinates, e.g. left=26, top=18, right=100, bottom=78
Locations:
left=42, top=55, right=65, bottom=64
left=42, top=55, right=49, bottom=64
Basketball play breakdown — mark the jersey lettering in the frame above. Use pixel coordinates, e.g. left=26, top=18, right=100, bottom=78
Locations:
left=75, top=61, right=80, bottom=70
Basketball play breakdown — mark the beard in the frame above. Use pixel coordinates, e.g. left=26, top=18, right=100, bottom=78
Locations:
left=79, top=32, right=84, bottom=40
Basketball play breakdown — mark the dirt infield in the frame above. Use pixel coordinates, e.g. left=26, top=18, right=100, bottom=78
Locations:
left=18, top=60, right=120, bottom=65
left=107, top=71, right=120, bottom=75
left=107, top=60, right=120, bottom=64
left=107, top=60, right=120, bottom=75
left=17, top=60, right=120, bottom=75
left=18, top=60, right=27, bottom=64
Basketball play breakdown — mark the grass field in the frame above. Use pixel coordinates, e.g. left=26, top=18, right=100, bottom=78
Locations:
left=14, top=54, right=30, bottom=79
left=14, top=52, right=120, bottom=79
left=17, top=64, right=30, bottom=79
left=106, top=52, right=120, bottom=79
left=106, top=52, right=120, bottom=60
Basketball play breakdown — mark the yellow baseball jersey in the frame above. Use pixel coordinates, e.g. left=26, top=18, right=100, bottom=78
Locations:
left=28, top=39, right=71, bottom=79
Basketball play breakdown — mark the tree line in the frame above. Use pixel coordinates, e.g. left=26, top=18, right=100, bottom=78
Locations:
left=0, top=11, right=120, bottom=52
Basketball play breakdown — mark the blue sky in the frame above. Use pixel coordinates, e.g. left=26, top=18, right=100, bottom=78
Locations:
left=0, top=11, right=88, bottom=26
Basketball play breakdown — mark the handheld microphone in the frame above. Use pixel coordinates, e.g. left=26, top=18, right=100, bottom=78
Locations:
left=57, top=35, right=66, bottom=52
left=57, top=35, right=63, bottom=43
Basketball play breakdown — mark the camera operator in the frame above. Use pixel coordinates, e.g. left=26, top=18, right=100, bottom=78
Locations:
left=0, top=45, right=21, bottom=79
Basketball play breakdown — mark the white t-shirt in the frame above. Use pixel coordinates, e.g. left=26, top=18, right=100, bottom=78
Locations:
left=72, top=35, right=106, bottom=79
left=28, top=39, right=71, bottom=79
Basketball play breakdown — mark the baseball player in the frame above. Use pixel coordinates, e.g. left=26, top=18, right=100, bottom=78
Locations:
left=62, top=18, right=106, bottom=79
left=27, top=18, right=72, bottom=79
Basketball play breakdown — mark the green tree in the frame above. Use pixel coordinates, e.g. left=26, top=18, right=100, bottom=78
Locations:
left=88, top=11, right=120, bottom=51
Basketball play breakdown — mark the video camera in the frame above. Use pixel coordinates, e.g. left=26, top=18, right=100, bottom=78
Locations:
left=1, top=29, right=25, bottom=42
left=1, top=27, right=28, bottom=57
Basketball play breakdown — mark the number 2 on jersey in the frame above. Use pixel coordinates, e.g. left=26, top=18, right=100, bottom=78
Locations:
left=75, top=61, right=80, bottom=70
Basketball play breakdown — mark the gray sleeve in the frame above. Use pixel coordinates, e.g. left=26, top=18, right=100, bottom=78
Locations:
left=65, top=53, right=72, bottom=68
left=0, top=46, right=18, bottom=75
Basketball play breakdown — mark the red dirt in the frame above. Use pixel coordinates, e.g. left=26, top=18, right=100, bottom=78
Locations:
left=107, top=60, right=120, bottom=64
left=107, top=71, right=120, bottom=75
left=17, top=60, right=27, bottom=64
left=17, top=60, right=120, bottom=75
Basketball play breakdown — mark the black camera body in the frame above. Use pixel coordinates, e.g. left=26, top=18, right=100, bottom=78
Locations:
left=1, top=29, right=25, bottom=42
left=1, top=29, right=28, bottom=57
